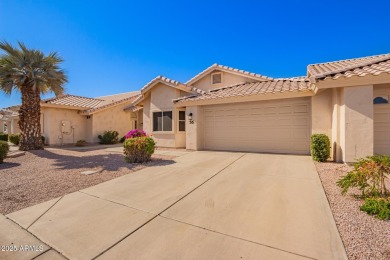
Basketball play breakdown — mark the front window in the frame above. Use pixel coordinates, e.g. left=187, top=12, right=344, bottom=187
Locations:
left=153, top=111, right=172, bottom=131
left=178, top=111, right=185, bottom=131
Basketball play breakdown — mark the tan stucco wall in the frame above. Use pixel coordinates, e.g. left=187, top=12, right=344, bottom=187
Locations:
left=143, top=95, right=151, bottom=133
left=191, top=70, right=258, bottom=91
left=340, top=85, right=374, bottom=162
left=311, top=89, right=333, bottom=136
left=91, top=102, right=134, bottom=143
left=142, top=83, right=185, bottom=148
left=185, top=106, right=204, bottom=150
left=41, top=107, right=88, bottom=145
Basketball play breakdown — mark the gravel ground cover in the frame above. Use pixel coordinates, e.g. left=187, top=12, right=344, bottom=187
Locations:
left=315, top=162, right=390, bottom=260
left=0, top=148, right=176, bottom=215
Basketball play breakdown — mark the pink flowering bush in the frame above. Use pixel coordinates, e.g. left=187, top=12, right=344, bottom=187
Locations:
left=125, top=129, right=147, bottom=139
left=123, top=130, right=155, bottom=163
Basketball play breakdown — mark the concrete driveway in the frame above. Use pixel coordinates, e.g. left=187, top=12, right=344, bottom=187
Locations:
left=3, top=151, right=347, bottom=260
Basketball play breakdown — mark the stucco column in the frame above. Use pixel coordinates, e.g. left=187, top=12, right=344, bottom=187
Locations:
left=341, top=85, right=374, bottom=162
left=186, top=106, right=203, bottom=150
left=10, top=118, right=14, bottom=134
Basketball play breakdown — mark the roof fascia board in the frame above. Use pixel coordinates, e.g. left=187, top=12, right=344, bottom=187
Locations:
left=40, top=103, right=89, bottom=110
left=174, top=90, right=313, bottom=107
left=315, top=73, right=390, bottom=89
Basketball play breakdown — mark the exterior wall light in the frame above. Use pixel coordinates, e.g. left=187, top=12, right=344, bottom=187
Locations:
left=188, top=112, right=194, bottom=124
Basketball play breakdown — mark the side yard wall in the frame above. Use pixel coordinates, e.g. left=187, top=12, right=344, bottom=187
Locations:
left=90, top=101, right=134, bottom=143
left=41, top=107, right=87, bottom=145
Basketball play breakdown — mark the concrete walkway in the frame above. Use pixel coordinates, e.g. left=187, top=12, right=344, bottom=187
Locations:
left=3, top=151, right=347, bottom=260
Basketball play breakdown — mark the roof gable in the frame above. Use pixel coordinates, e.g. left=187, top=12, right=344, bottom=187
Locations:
left=140, top=75, right=192, bottom=94
left=175, top=77, right=311, bottom=104
left=185, top=64, right=273, bottom=86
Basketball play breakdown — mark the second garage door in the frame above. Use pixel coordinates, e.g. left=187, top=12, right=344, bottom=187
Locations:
left=203, top=97, right=311, bottom=154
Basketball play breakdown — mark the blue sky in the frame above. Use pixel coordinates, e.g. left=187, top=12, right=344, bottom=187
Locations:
left=1, top=0, right=389, bottom=107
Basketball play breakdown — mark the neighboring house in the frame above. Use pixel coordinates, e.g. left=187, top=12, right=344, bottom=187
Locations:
left=0, top=109, right=20, bottom=135
left=1, top=91, right=140, bottom=145
left=127, top=53, right=390, bottom=163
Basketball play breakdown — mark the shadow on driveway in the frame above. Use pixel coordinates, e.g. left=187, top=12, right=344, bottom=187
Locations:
left=30, top=150, right=175, bottom=172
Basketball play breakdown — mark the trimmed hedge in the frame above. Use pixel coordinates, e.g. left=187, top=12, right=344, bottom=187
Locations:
left=0, top=133, right=8, bottom=142
left=0, top=141, right=9, bottom=163
left=310, top=134, right=330, bottom=162
left=9, top=134, right=20, bottom=145
left=123, top=136, right=155, bottom=163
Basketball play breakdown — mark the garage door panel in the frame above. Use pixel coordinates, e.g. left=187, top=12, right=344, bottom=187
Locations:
left=374, top=103, right=390, bottom=155
left=203, top=98, right=311, bottom=154
left=250, top=108, right=263, bottom=115
left=278, top=106, right=292, bottom=114
left=294, top=104, right=309, bottom=113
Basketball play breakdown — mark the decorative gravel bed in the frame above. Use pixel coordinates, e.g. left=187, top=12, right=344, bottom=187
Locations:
left=0, top=148, right=176, bottom=215
left=315, top=162, right=390, bottom=260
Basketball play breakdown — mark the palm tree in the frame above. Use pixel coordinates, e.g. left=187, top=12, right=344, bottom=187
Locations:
left=0, top=41, right=68, bottom=150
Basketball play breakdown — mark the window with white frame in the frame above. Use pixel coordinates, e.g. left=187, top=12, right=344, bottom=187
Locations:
left=178, top=111, right=185, bottom=131
left=211, top=72, right=222, bottom=84
left=153, top=111, right=172, bottom=131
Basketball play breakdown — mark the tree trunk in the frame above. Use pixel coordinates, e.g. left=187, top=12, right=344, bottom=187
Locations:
left=18, top=84, right=43, bottom=151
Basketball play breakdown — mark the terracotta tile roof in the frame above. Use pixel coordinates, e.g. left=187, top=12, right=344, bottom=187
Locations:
left=43, top=95, right=104, bottom=108
left=175, top=77, right=311, bottom=103
left=308, top=53, right=390, bottom=80
left=0, top=108, right=18, bottom=117
left=96, top=91, right=141, bottom=103
left=186, top=63, right=273, bottom=85
left=40, top=91, right=141, bottom=114
left=186, top=64, right=273, bottom=85
left=140, top=75, right=192, bottom=93
left=80, top=92, right=141, bottom=115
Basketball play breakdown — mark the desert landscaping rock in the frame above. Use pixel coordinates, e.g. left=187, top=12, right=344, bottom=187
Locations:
left=315, top=162, right=390, bottom=260
left=0, top=148, right=176, bottom=215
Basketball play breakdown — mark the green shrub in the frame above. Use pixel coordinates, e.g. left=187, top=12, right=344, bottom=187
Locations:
left=119, top=136, right=126, bottom=143
left=0, top=133, right=8, bottom=142
left=123, top=136, right=156, bottom=163
left=0, top=141, right=9, bottom=163
left=75, top=140, right=87, bottom=147
left=41, top=136, right=45, bottom=145
left=310, top=134, right=330, bottom=162
left=360, top=197, right=390, bottom=220
left=98, top=131, right=119, bottom=144
left=9, top=134, right=20, bottom=145
left=337, top=155, right=390, bottom=197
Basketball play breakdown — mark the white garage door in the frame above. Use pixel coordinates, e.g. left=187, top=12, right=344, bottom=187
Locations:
left=203, top=98, right=311, bottom=154
left=374, top=104, right=390, bottom=155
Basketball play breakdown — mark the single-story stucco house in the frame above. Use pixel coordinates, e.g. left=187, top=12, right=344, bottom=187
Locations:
left=1, top=91, right=140, bottom=145
left=2, top=53, right=390, bottom=162
left=126, top=53, right=390, bottom=163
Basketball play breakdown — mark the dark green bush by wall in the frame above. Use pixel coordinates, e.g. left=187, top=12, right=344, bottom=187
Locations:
left=98, top=131, right=119, bottom=144
left=9, top=134, right=20, bottom=145
left=0, top=141, right=9, bottom=163
left=0, top=133, right=8, bottom=142
left=311, top=134, right=330, bottom=162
